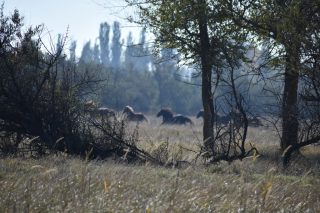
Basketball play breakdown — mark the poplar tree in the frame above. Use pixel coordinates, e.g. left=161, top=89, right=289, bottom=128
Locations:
left=99, top=22, right=111, bottom=66
left=111, top=21, right=122, bottom=69
left=80, top=41, right=94, bottom=64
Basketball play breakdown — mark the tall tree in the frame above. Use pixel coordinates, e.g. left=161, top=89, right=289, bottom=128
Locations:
left=153, top=48, right=202, bottom=114
left=124, top=32, right=135, bottom=69
left=56, top=34, right=64, bottom=54
left=136, top=27, right=150, bottom=72
left=99, top=22, right=110, bottom=66
left=154, top=48, right=177, bottom=108
left=79, top=41, right=94, bottom=64
left=93, top=40, right=100, bottom=64
left=126, top=0, right=245, bottom=152
left=69, top=40, right=77, bottom=62
left=111, top=21, right=122, bottom=69
left=223, top=0, right=320, bottom=151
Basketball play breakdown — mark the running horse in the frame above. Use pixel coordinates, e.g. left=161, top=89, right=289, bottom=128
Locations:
left=157, top=108, right=193, bottom=125
left=122, top=106, right=148, bottom=122
left=196, top=110, right=204, bottom=119
left=84, top=100, right=116, bottom=120
left=84, top=100, right=98, bottom=112
left=97, top=107, right=116, bottom=120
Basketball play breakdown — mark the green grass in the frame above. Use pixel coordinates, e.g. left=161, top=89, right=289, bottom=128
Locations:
left=0, top=116, right=319, bottom=212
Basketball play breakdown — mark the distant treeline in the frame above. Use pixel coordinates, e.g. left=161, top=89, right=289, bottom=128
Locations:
left=70, top=21, right=278, bottom=116
left=68, top=21, right=202, bottom=115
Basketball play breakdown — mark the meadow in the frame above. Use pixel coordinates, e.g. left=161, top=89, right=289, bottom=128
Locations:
left=0, top=116, right=319, bottom=212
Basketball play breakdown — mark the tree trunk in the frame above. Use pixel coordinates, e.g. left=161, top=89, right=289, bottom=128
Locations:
left=281, top=48, right=299, bottom=151
left=198, top=0, right=215, bottom=151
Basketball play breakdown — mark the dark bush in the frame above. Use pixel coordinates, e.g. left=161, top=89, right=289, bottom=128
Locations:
left=0, top=7, right=155, bottom=163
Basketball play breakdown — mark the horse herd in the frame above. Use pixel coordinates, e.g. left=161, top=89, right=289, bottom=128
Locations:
left=84, top=101, right=263, bottom=127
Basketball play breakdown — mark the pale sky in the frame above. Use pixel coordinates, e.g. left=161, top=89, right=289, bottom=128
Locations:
left=3, top=0, right=141, bottom=55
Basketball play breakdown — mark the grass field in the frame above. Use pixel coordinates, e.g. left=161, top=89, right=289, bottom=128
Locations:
left=0, top=116, right=319, bottom=212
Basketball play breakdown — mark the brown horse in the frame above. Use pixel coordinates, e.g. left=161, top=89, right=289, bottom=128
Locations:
left=123, top=106, right=148, bottom=122
left=97, top=107, right=116, bottom=119
left=196, top=110, right=204, bottom=119
left=84, top=100, right=116, bottom=120
left=157, top=108, right=193, bottom=125
left=84, top=100, right=98, bottom=112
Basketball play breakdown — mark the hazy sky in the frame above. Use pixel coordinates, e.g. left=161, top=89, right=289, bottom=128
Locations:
left=4, top=0, right=141, bottom=55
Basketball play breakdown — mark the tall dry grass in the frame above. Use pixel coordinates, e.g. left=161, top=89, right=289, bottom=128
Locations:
left=0, top=115, right=319, bottom=212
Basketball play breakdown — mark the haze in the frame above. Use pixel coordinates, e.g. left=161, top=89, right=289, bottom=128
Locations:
left=4, top=0, right=140, bottom=55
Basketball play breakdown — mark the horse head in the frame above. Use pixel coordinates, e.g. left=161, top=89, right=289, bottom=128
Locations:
left=123, top=105, right=134, bottom=115
left=84, top=100, right=97, bottom=111
left=196, top=110, right=204, bottom=119
left=98, top=107, right=116, bottom=117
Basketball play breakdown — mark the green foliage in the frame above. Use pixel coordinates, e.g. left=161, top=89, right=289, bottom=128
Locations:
left=224, top=0, right=320, bottom=157
left=127, top=0, right=247, bottom=66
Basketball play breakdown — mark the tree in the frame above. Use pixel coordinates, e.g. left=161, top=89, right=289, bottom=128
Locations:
left=93, top=39, right=100, bottom=64
left=101, top=67, right=158, bottom=112
left=56, top=34, right=65, bottom=54
left=0, top=6, right=105, bottom=156
left=136, top=27, right=151, bottom=72
left=0, top=7, right=163, bottom=163
left=153, top=48, right=177, bottom=108
left=111, top=21, right=122, bottom=69
left=80, top=41, right=94, bottom=64
left=153, top=65, right=202, bottom=114
left=69, top=40, right=77, bottom=62
left=126, top=0, right=246, bottom=153
left=99, top=22, right=111, bottom=66
left=124, top=28, right=151, bottom=72
left=124, top=32, right=135, bottom=69
left=222, top=0, right=320, bottom=153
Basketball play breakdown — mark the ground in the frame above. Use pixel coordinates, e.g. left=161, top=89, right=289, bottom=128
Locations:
left=0, top=116, right=319, bottom=212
